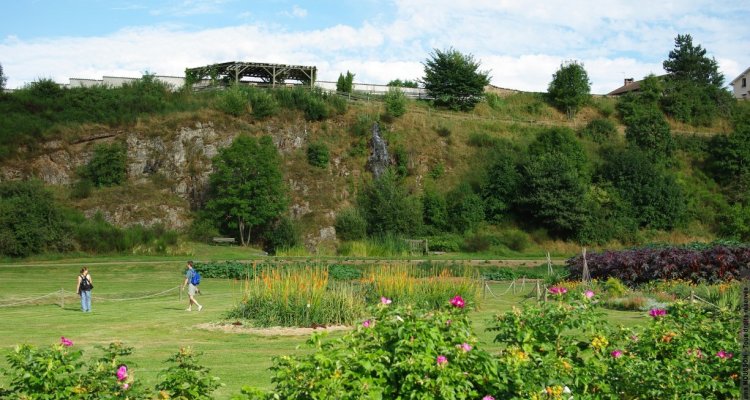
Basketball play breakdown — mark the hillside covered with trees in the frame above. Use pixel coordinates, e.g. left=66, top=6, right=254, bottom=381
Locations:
left=0, top=34, right=747, bottom=258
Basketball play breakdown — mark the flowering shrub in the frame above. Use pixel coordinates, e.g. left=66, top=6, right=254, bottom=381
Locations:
left=490, top=292, right=740, bottom=399
left=235, top=297, right=503, bottom=399
left=155, top=347, right=222, bottom=399
left=3, top=339, right=144, bottom=399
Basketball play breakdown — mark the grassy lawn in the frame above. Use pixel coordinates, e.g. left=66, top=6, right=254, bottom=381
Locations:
left=0, top=255, right=647, bottom=399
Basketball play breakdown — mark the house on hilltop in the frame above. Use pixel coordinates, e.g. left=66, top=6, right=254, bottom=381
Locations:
left=607, top=78, right=641, bottom=96
left=730, top=67, right=750, bottom=100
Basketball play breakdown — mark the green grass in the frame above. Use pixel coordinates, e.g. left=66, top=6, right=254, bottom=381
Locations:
left=0, top=258, right=647, bottom=398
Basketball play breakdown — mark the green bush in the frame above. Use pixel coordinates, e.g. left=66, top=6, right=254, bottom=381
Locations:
left=155, top=347, right=222, bottom=399
left=306, top=141, right=330, bottom=168
left=239, top=298, right=500, bottom=399
left=357, top=169, right=423, bottom=237
left=0, top=180, right=72, bottom=257
left=217, top=86, right=248, bottom=116
left=261, top=217, right=300, bottom=255
left=383, top=86, right=407, bottom=117
left=328, top=264, right=363, bottom=280
left=424, top=234, right=462, bottom=252
left=80, top=142, right=127, bottom=187
left=579, top=118, right=617, bottom=143
left=334, top=208, right=367, bottom=241
left=249, top=89, right=278, bottom=119
left=498, top=229, right=531, bottom=252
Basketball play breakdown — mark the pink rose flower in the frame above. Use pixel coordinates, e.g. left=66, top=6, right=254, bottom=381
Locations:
left=60, top=337, right=73, bottom=347
left=117, top=365, right=128, bottom=381
left=717, top=350, right=734, bottom=359
left=436, top=355, right=448, bottom=366
left=482, top=396, right=495, bottom=400
left=380, top=296, right=392, bottom=305
left=548, top=287, right=568, bottom=295
left=584, top=290, right=595, bottom=299
left=450, top=295, right=465, bottom=308
left=648, top=308, right=667, bottom=318
left=362, top=319, right=371, bottom=328
left=611, top=349, right=624, bottom=358
left=460, top=342, right=472, bottom=352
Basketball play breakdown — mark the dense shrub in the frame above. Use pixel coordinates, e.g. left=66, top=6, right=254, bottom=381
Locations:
left=445, top=183, right=485, bottom=233
left=239, top=297, right=500, bottom=399
left=217, top=85, right=248, bottom=116
left=579, top=118, right=617, bottom=143
left=334, top=208, right=367, bottom=241
left=261, top=216, right=300, bottom=255
left=306, top=141, right=330, bottom=168
left=0, top=180, right=72, bottom=257
left=155, top=347, right=222, bottom=399
left=80, top=142, right=128, bottom=187
left=566, top=245, right=750, bottom=285
left=357, top=169, right=423, bottom=236
left=383, top=86, right=407, bottom=117
left=248, top=88, right=278, bottom=119
left=327, top=264, right=363, bottom=280
left=423, top=233, right=462, bottom=252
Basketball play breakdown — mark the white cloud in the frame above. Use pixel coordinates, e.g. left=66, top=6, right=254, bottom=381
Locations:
left=0, top=1, right=747, bottom=93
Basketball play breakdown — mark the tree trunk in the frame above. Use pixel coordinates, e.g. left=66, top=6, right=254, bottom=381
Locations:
left=238, top=217, right=246, bottom=246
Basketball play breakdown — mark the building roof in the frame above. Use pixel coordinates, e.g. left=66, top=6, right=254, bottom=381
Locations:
left=607, top=79, right=641, bottom=96
left=730, top=66, right=750, bottom=85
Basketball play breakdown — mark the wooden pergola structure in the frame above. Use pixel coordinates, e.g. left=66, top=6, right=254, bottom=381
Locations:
left=184, top=61, right=317, bottom=88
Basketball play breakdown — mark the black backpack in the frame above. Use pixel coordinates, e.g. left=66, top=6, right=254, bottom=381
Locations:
left=80, top=275, right=93, bottom=291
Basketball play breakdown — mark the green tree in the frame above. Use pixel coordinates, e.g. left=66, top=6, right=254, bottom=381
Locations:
left=383, top=87, right=407, bottom=117
left=515, top=128, right=591, bottom=238
left=0, top=180, right=71, bottom=257
left=547, top=60, right=591, bottom=118
left=357, top=169, right=422, bottom=236
left=336, top=71, right=355, bottom=93
left=421, top=185, right=448, bottom=233
left=599, top=147, right=686, bottom=230
left=334, top=208, right=367, bottom=241
left=446, top=183, right=485, bottom=233
left=422, top=48, right=490, bottom=111
left=81, top=142, right=128, bottom=187
left=624, top=106, right=675, bottom=161
left=481, top=151, right=520, bottom=223
left=205, top=135, right=287, bottom=246
left=387, top=79, right=419, bottom=88
left=661, top=34, right=731, bottom=126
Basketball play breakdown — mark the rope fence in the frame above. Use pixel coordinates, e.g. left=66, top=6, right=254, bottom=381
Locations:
left=0, top=286, right=182, bottom=309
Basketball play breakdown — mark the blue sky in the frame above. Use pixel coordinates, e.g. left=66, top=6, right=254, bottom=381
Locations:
left=1, top=0, right=749, bottom=93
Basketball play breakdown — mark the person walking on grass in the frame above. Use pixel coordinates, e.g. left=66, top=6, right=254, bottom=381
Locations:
left=182, top=261, right=203, bottom=312
left=76, top=267, right=93, bottom=312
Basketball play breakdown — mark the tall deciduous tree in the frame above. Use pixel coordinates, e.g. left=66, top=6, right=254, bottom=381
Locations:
left=661, top=34, right=731, bottom=126
left=515, top=128, right=591, bottom=238
left=205, top=135, right=287, bottom=246
left=547, top=60, right=591, bottom=118
left=422, top=48, right=490, bottom=111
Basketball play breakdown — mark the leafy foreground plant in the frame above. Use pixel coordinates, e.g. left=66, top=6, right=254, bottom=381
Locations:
left=490, top=288, right=740, bottom=399
left=235, top=296, right=502, bottom=399
left=1, top=339, right=221, bottom=399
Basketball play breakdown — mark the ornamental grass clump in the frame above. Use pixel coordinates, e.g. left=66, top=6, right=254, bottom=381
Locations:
left=227, top=265, right=366, bottom=327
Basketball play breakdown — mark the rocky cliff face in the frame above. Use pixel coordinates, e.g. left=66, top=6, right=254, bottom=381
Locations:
left=0, top=120, right=319, bottom=232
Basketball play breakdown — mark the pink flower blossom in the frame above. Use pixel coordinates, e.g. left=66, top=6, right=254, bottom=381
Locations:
left=717, top=350, right=734, bottom=359
left=648, top=308, right=667, bottom=318
left=380, top=297, right=392, bottom=305
left=450, top=295, right=465, bottom=308
left=362, top=319, right=371, bottom=328
left=548, top=287, right=568, bottom=295
left=117, top=365, right=128, bottom=381
left=629, top=334, right=639, bottom=342
left=60, top=337, right=73, bottom=347
left=611, top=350, right=624, bottom=358
left=584, top=290, right=595, bottom=299
left=122, top=383, right=130, bottom=390
left=482, top=396, right=495, bottom=400
left=436, top=355, right=448, bottom=366
left=445, top=319, right=452, bottom=326
left=460, top=343, right=472, bottom=352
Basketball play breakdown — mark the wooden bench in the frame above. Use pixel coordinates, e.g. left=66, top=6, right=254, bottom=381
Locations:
left=211, top=237, right=236, bottom=245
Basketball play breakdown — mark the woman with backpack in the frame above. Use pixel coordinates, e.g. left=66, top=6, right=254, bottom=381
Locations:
left=76, top=267, right=93, bottom=312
